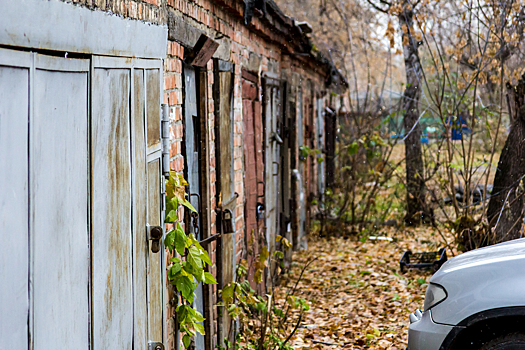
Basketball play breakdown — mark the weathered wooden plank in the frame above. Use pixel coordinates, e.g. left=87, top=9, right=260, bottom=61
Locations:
left=0, top=64, right=29, bottom=350
left=197, top=67, right=214, bottom=350
left=316, top=98, right=325, bottom=196
left=146, top=69, right=161, bottom=153
left=219, top=71, right=233, bottom=202
left=92, top=67, right=133, bottom=350
left=32, top=63, right=90, bottom=349
left=133, top=68, right=148, bottom=350
left=147, top=159, right=163, bottom=342
left=264, top=83, right=276, bottom=250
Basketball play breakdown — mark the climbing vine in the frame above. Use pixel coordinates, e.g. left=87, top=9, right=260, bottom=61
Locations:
left=219, top=235, right=309, bottom=350
left=164, top=171, right=217, bottom=349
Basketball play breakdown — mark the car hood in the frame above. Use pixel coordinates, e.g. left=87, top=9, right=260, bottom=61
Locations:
left=437, top=238, right=525, bottom=274
left=428, top=238, right=525, bottom=325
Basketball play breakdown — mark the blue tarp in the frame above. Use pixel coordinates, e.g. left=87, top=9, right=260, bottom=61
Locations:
left=446, top=116, right=470, bottom=140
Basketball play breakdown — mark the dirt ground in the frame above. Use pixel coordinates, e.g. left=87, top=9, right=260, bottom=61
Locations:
left=275, top=226, right=456, bottom=349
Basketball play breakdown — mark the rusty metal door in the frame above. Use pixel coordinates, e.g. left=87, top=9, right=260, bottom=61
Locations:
left=91, top=56, right=164, bottom=350
left=263, top=77, right=282, bottom=254
left=183, top=63, right=206, bottom=350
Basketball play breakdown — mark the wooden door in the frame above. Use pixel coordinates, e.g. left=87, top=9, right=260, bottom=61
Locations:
left=0, top=48, right=164, bottom=350
left=216, top=62, right=235, bottom=291
left=183, top=63, right=206, bottom=350
left=0, top=49, right=31, bottom=349
left=316, top=98, right=326, bottom=197
left=242, top=72, right=264, bottom=289
left=263, top=77, right=283, bottom=255
left=91, top=56, right=164, bottom=350
left=32, top=54, right=91, bottom=349
left=295, top=87, right=307, bottom=250
left=0, top=49, right=91, bottom=350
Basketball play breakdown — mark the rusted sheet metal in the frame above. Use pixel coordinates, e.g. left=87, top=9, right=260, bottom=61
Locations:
left=92, top=67, right=133, bottom=350
left=147, top=159, right=163, bottom=343
left=32, top=56, right=91, bottom=348
left=0, top=0, right=167, bottom=59
left=0, top=52, right=30, bottom=349
left=133, top=68, right=148, bottom=350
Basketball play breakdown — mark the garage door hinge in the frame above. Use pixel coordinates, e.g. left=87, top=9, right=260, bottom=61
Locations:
left=161, top=104, right=170, bottom=179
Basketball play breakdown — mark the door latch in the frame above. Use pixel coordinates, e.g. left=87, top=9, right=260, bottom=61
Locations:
left=147, top=225, right=163, bottom=253
left=222, top=209, right=234, bottom=234
left=148, top=341, right=165, bottom=350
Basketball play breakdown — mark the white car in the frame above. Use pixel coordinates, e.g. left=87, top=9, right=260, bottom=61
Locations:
left=408, top=238, right=525, bottom=349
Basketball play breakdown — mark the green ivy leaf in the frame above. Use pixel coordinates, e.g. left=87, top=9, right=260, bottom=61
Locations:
left=182, top=334, right=191, bottom=349
left=165, top=209, right=178, bottom=223
left=174, top=222, right=187, bottom=256
left=181, top=198, right=197, bottom=212
left=221, top=284, right=235, bottom=304
left=176, top=276, right=195, bottom=303
left=194, top=269, right=205, bottom=283
left=169, top=263, right=182, bottom=279
left=348, top=141, right=359, bottom=155
left=191, top=308, right=205, bottom=323
left=204, top=272, right=218, bottom=284
left=187, top=246, right=203, bottom=271
left=194, top=322, right=205, bottom=335
left=199, top=248, right=212, bottom=266
left=164, top=230, right=175, bottom=251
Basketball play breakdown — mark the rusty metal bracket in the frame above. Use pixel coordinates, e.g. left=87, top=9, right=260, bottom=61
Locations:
left=222, top=192, right=239, bottom=208
left=199, top=233, right=222, bottom=246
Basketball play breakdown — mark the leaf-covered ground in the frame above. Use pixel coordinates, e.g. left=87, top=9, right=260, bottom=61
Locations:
left=276, top=227, right=454, bottom=349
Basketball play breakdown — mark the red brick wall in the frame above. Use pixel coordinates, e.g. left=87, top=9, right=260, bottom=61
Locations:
left=56, top=0, right=336, bottom=348
left=59, top=0, right=165, bottom=23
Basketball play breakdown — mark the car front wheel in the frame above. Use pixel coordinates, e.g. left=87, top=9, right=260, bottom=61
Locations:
left=480, top=333, right=525, bottom=350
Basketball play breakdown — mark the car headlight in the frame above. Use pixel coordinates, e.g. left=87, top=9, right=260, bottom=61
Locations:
left=424, top=283, right=447, bottom=311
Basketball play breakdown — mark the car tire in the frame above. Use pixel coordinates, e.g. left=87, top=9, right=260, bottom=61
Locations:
left=480, top=333, right=525, bottom=350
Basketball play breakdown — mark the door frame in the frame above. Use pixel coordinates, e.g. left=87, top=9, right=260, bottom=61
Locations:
left=182, top=62, right=214, bottom=349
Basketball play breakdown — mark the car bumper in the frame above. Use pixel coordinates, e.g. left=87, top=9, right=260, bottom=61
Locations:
left=407, top=309, right=454, bottom=350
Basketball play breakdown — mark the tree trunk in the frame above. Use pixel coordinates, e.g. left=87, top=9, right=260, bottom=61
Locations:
left=486, top=79, right=525, bottom=244
left=399, top=4, right=430, bottom=225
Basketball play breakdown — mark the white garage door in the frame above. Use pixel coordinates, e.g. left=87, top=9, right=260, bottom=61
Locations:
left=0, top=48, right=164, bottom=350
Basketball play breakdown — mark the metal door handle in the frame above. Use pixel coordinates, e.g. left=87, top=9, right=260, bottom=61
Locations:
left=147, top=225, right=163, bottom=253
left=148, top=342, right=165, bottom=350
left=189, top=192, right=201, bottom=213
left=257, top=181, right=265, bottom=198
left=271, top=132, right=283, bottom=144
